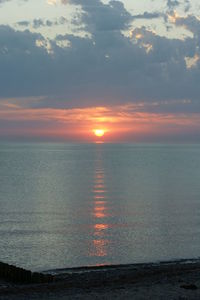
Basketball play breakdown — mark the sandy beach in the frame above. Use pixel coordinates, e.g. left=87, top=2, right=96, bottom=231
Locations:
left=1, top=260, right=200, bottom=299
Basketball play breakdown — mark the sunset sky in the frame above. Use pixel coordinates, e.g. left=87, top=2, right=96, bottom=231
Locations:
left=0, top=0, right=200, bottom=142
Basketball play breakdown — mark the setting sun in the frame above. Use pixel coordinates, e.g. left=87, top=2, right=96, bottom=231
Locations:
left=93, top=129, right=105, bottom=137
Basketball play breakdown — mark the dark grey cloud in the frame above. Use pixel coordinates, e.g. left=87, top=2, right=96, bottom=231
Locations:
left=167, top=0, right=180, bottom=10
left=17, top=17, right=68, bottom=28
left=175, top=14, right=200, bottom=38
left=67, top=0, right=132, bottom=32
left=133, top=12, right=163, bottom=20
left=184, top=0, right=191, bottom=13
left=17, top=20, right=30, bottom=27
left=33, top=18, right=44, bottom=29
left=0, top=0, right=200, bottom=114
left=0, top=25, right=52, bottom=97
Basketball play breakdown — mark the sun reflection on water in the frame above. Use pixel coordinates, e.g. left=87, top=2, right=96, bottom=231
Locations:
left=89, top=146, right=110, bottom=259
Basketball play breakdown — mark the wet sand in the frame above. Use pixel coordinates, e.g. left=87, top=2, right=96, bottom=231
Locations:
left=1, top=260, right=200, bottom=299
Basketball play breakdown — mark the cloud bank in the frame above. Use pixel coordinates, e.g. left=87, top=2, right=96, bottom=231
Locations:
left=0, top=0, right=200, bottom=141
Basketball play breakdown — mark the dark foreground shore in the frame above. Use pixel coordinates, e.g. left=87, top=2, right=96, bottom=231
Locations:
left=1, top=259, right=200, bottom=299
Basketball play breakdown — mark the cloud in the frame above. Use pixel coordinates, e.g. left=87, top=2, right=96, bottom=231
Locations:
left=17, top=17, right=68, bottom=28
left=47, top=0, right=57, bottom=5
left=0, top=0, right=200, bottom=117
left=17, top=20, right=30, bottom=27
left=174, top=14, right=200, bottom=37
left=133, top=12, right=163, bottom=21
left=71, top=0, right=133, bottom=32
left=184, top=0, right=191, bottom=13
left=167, top=0, right=180, bottom=10
left=1, top=100, right=200, bottom=142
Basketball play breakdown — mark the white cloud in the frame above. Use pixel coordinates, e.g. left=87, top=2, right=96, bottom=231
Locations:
left=185, top=54, right=200, bottom=69
left=46, top=0, right=58, bottom=5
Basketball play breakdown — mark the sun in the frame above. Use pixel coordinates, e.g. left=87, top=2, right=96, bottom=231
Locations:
left=93, top=129, right=105, bottom=137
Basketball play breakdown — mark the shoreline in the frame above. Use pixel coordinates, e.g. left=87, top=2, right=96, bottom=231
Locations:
left=1, top=259, right=200, bottom=299
left=45, top=257, right=200, bottom=274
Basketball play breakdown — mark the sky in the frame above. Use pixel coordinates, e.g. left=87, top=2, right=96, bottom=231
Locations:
left=0, top=0, right=200, bottom=142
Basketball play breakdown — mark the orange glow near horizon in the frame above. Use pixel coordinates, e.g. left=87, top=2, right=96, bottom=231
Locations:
left=0, top=100, right=200, bottom=142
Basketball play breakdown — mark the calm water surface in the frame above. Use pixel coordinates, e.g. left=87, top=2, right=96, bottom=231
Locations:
left=0, top=143, right=200, bottom=271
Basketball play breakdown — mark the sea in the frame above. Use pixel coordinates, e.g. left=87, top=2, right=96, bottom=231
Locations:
left=0, top=142, right=200, bottom=271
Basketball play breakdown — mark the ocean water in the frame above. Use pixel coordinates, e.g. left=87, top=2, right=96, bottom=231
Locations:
left=0, top=142, right=200, bottom=271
